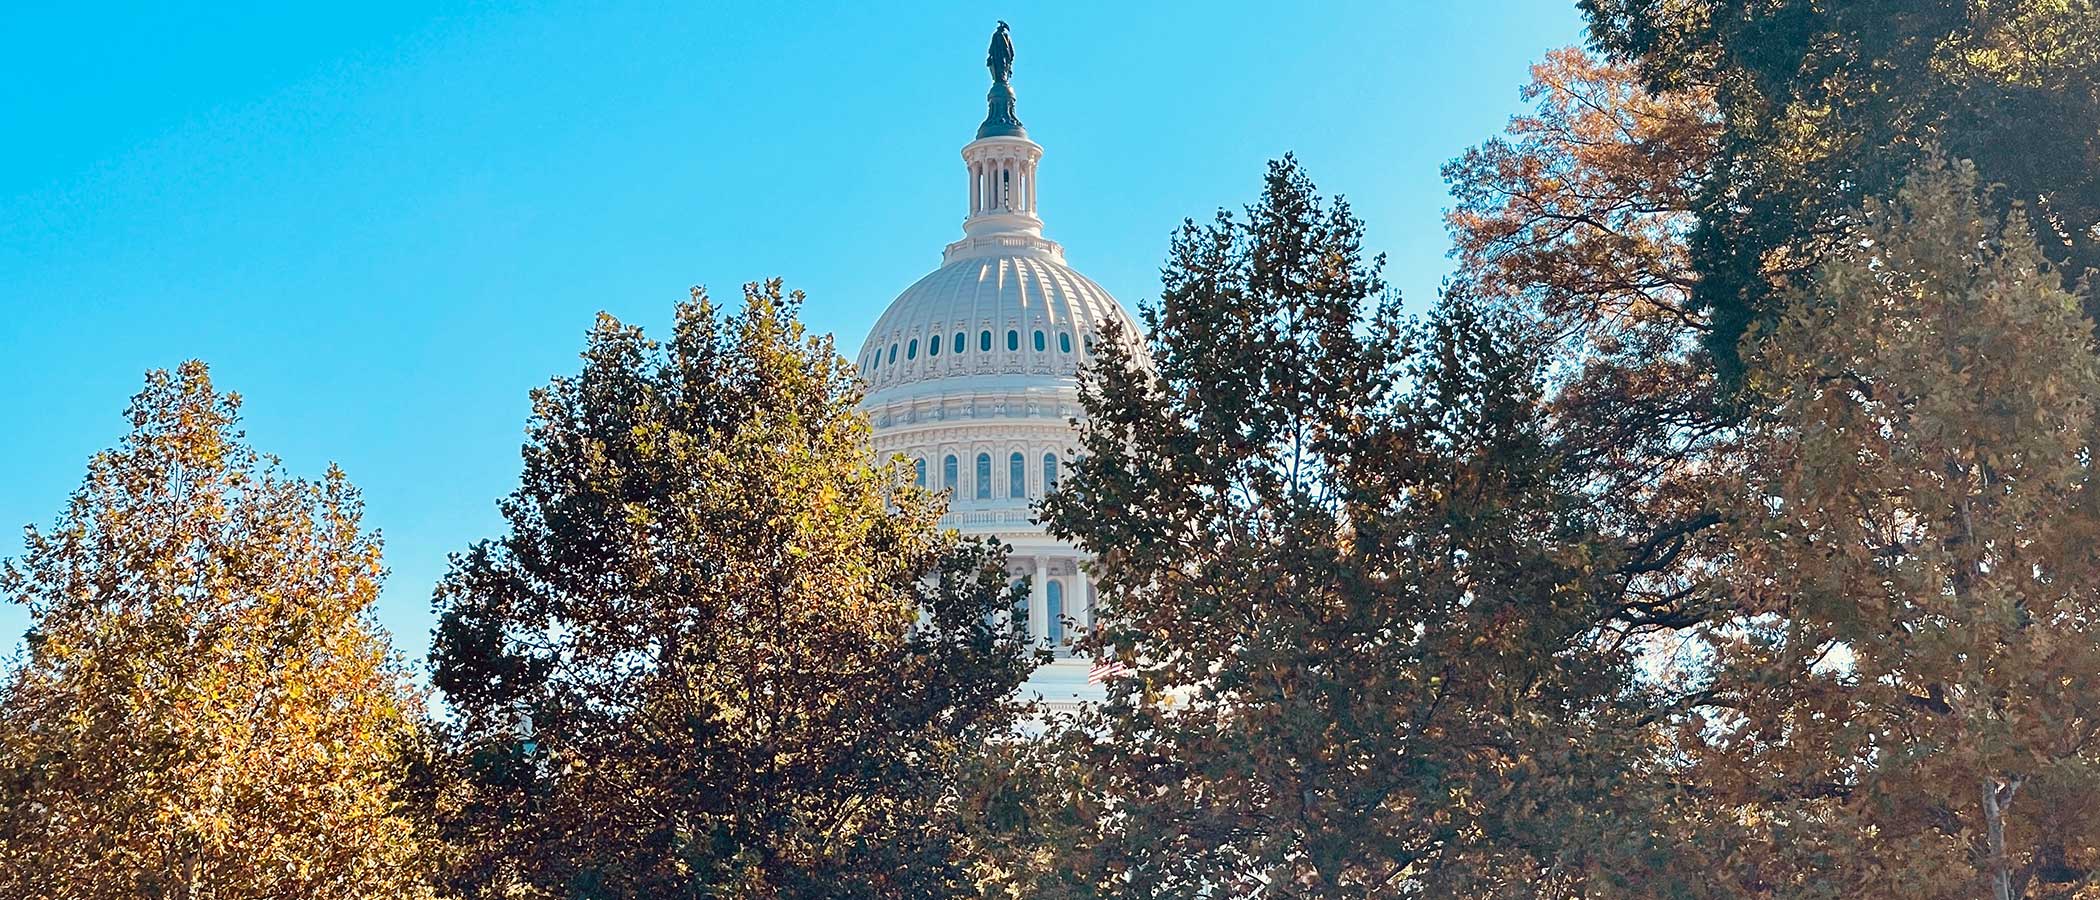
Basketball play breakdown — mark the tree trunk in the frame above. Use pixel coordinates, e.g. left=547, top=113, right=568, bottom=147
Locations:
left=1983, top=775, right=2022, bottom=900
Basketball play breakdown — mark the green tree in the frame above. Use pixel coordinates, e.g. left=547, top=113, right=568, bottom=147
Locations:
left=0, top=362, right=436, bottom=899
left=1684, top=158, right=2100, bottom=898
left=1580, top=0, right=2100, bottom=383
left=1033, top=158, right=1684, bottom=897
left=431, top=281, right=1033, bottom=899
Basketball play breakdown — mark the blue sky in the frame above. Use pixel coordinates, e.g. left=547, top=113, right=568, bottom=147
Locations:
left=1, top=1, right=1586, bottom=671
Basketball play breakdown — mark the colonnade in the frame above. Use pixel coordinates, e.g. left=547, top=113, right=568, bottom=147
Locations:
left=968, top=156, right=1038, bottom=217
left=1017, top=554, right=1091, bottom=656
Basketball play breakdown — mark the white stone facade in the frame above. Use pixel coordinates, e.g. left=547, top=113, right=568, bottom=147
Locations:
left=856, top=103, right=1140, bottom=710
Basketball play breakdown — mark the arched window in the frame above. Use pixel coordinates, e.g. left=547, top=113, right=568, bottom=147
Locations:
left=1007, top=330, right=1019, bottom=351
left=1043, top=453, right=1058, bottom=489
left=914, top=458, right=927, bottom=487
left=928, top=335, right=940, bottom=357
left=1046, top=580, right=1065, bottom=646
left=975, top=453, right=992, bottom=499
left=888, top=344, right=898, bottom=364
left=980, top=330, right=992, bottom=352
left=1059, top=332, right=1072, bottom=353
left=1011, top=578, right=1029, bottom=634
left=1009, top=452, right=1026, bottom=498
left=907, top=339, right=918, bottom=360
left=942, top=455, right=958, bottom=493
left=1033, top=330, right=1046, bottom=352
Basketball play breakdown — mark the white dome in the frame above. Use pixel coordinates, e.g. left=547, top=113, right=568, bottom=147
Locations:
left=856, top=252, right=1137, bottom=405
left=854, top=24, right=1130, bottom=710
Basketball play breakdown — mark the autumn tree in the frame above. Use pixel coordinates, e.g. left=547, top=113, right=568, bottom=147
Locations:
left=1581, top=0, right=2100, bottom=382
left=1445, top=47, right=1730, bottom=637
left=1030, top=158, right=1691, bottom=898
left=430, top=281, right=1033, bottom=899
left=0, top=362, right=437, bottom=899
left=1446, top=47, right=1715, bottom=352
left=1681, top=159, right=2100, bottom=899
left=1449, top=30, right=2100, bottom=898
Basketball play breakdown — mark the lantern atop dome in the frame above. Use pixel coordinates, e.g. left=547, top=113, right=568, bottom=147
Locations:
left=953, top=22, right=1054, bottom=261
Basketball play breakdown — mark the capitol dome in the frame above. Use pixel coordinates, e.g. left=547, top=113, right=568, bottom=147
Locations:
left=856, top=253, right=1135, bottom=402
left=857, top=23, right=1136, bottom=709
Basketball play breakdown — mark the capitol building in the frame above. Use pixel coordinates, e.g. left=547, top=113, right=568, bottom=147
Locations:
left=855, top=23, right=1139, bottom=709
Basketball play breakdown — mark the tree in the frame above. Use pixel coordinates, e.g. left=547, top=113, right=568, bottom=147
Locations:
left=430, top=281, right=1033, bottom=899
left=0, top=362, right=436, bottom=899
left=1683, top=158, right=2100, bottom=899
left=1580, top=0, right=2100, bottom=383
left=1446, top=47, right=1730, bottom=636
left=1446, top=47, right=1715, bottom=352
left=1034, top=158, right=1688, bottom=897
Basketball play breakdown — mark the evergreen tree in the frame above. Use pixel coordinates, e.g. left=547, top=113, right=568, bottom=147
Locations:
left=0, top=362, right=436, bottom=899
left=1033, top=159, right=1678, bottom=897
left=431, top=281, right=1032, bottom=899
left=1685, top=159, right=2100, bottom=898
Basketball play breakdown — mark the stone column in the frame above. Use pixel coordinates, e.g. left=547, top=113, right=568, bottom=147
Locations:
left=1030, top=556, right=1049, bottom=645
left=1080, top=574, right=1094, bottom=634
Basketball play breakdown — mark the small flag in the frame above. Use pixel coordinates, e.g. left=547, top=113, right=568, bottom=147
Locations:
left=1087, top=656, right=1132, bottom=684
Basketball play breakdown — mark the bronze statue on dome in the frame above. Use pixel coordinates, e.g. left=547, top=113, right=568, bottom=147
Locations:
left=988, top=21, right=1015, bottom=83
left=978, top=21, right=1026, bottom=139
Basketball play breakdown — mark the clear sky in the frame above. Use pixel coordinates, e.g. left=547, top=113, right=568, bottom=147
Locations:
left=1, top=1, right=1587, bottom=671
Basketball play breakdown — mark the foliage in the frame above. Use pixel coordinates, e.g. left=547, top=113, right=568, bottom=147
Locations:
left=1446, top=47, right=1732, bottom=637
left=1029, top=158, right=1681, bottom=898
left=1580, top=0, right=2100, bottom=383
left=0, top=362, right=436, bottom=899
left=1451, top=30, right=2100, bottom=898
left=430, top=281, right=1033, bottom=899
left=1684, top=158, right=2100, bottom=899
left=1446, top=47, right=1716, bottom=350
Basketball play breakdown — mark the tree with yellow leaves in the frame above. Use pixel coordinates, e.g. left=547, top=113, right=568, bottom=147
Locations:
left=0, top=362, right=437, bottom=898
left=430, top=281, right=1032, bottom=898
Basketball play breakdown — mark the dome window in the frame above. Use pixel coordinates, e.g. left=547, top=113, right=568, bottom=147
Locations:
left=1033, top=330, right=1046, bottom=352
left=975, top=453, right=992, bottom=499
left=907, top=339, right=919, bottom=360
left=1059, top=332, right=1072, bottom=353
left=943, top=455, right=958, bottom=493
left=1083, top=334, right=1095, bottom=353
left=1009, top=452, right=1026, bottom=498
left=1007, top=330, right=1019, bottom=351
left=953, top=332, right=966, bottom=354
left=915, top=459, right=927, bottom=487
left=980, top=330, right=992, bottom=352
left=1043, top=453, right=1058, bottom=489
left=928, top=336, right=940, bottom=357
left=888, top=344, right=898, bottom=364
